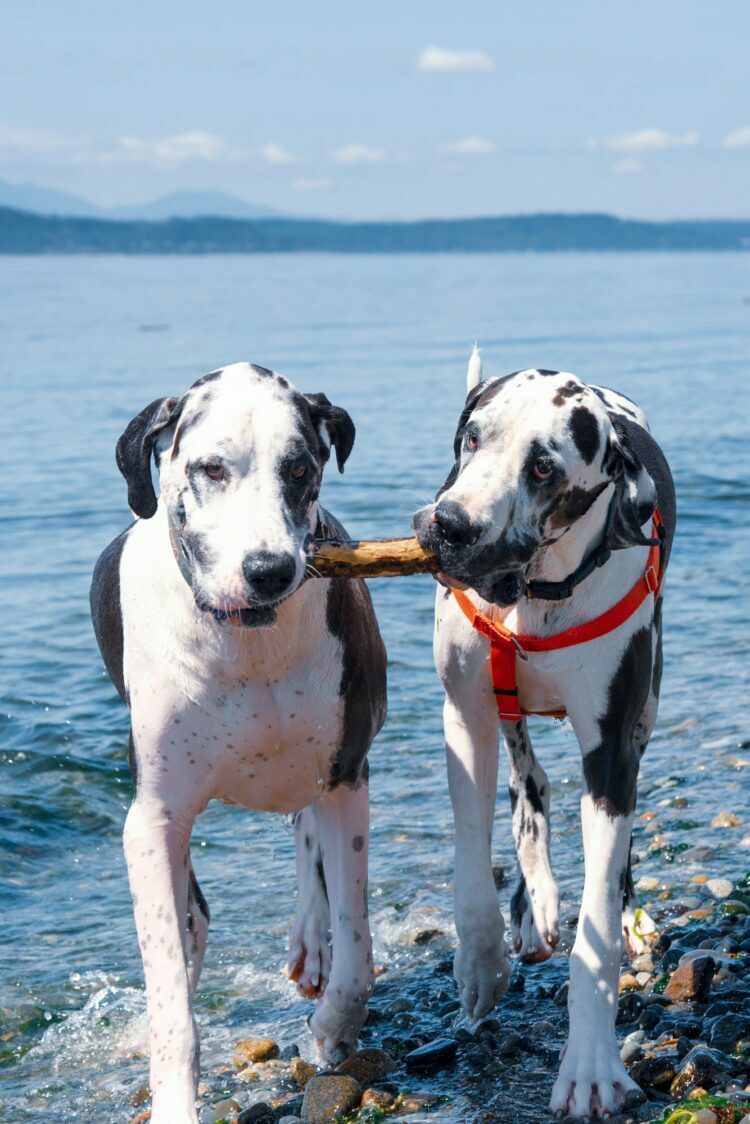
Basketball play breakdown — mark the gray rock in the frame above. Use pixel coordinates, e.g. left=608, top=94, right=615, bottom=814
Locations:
left=404, top=1037, right=458, bottom=1073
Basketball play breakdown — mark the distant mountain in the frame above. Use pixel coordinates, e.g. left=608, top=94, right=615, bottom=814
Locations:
left=1, top=206, right=749, bottom=253
left=109, top=190, right=283, bottom=221
left=0, top=179, right=103, bottom=217
left=0, top=180, right=282, bottom=220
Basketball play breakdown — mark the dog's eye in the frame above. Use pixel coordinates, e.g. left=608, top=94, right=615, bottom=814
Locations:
left=466, top=431, right=479, bottom=451
left=291, top=460, right=308, bottom=481
left=203, top=462, right=225, bottom=482
left=533, top=457, right=554, bottom=481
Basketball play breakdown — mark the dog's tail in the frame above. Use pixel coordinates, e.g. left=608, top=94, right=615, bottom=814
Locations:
left=467, top=343, right=483, bottom=391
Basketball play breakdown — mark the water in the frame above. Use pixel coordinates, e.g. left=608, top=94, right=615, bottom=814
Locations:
left=0, top=253, right=748, bottom=1122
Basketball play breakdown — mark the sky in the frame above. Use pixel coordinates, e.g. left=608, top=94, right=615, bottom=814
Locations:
left=2, top=0, right=749, bottom=219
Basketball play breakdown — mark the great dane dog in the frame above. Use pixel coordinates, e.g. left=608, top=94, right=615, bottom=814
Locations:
left=90, top=362, right=386, bottom=1124
left=413, top=351, right=675, bottom=1119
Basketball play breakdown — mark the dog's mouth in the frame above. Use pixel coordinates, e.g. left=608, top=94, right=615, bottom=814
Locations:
left=414, top=511, right=530, bottom=608
left=197, top=591, right=295, bottom=629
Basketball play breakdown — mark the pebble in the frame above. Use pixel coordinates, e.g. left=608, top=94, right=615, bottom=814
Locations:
left=663, top=956, right=715, bottom=1001
left=404, top=1037, right=458, bottom=1073
left=497, top=1032, right=523, bottom=1057
left=237, top=1105, right=273, bottom=1124
left=712, top=811, right=743, bottom=828
left=384, top=997, right=412, bottom=1017
left=300, top=1074, right=361, bottom=1123
left=706, top=877, right=734, bottom=899
left=233, top=1038, right=280, bottom=1067
left=361, top=1085, right=397, bottom=1109
left=619, top=973, right=640, bottom=993
left=336, top=1047, right=395, bottom=1085
left=290, top=1057, right=317, bottom=1088
left=211, top=1099, right=241, bottom=1121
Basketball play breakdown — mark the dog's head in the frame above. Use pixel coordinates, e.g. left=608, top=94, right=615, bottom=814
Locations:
left=116, top=362, right=355, bottom=627
left=413, top=361, right=656, bottom=606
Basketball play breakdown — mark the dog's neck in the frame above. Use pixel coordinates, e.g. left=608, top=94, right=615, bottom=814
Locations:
left=528, top=484, right=614, bottom=585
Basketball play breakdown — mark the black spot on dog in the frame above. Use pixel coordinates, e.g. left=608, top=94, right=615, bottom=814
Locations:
left=524, top=775, right=544, bottom=816
left=188, top=865, right=210, bottom=924
left=568, top=406, right=600, bottom=465
left=536, top=369, right=560, bottom=377
left=190, top=368, right=223, bottom=390
left=508, top=785, right=519, bottom=813
left=171, top=407, right=207, bottom=458
left=547, top=481, right=609, bottom=529
left=90, top=526, right=130, bottom=704
left=582, top=626, right=652, bottom=818
left=352, top=835, right=364, bottom=852
left=250, top=363, right=274, bottom=378
left=552, top=379, right=581, bottom=406
left=511, top=876, right=528, bottom=927
left=324, top=508, right=387, bottom=788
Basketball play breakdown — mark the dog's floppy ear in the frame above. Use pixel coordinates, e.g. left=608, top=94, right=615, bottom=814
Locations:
left=116, top=396, right=183, bottom=518
left=605, top=417, right=658, bottom=549
left=304, top=393, right=356, bottom=473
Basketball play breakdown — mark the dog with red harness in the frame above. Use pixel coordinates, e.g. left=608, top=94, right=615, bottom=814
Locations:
left=413, top=349, right=675, bottom=1119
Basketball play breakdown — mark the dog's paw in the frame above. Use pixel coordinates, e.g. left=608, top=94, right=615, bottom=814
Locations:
left=622, top=904, right=657, bottom=959
left=284, top=911, right=332, bottom=999
left=149, top=1084, right=199, bottom=1124
left=511, top=875, right=559, bottom=963
left=309, top=986, right=369, bottom=1065
left=549, top=1037, right=640, bottom=1119
left=454, top=936, right=510, bottom=1022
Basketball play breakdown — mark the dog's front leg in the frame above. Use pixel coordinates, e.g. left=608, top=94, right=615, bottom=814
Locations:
left=445, top=694, right=510, bottom=1021
left=285, top=806, right=332, bottom=998
left=124, top=796, right=199, bottom=1124
left=503, top=718, right=559, bottom=963
left=308, top=781, right=373, bottom=1065
left=550, top=714, right=641, bottom=1117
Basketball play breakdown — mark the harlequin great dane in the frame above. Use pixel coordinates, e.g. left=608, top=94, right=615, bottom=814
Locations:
left=90, top=362, right=386, bottom=1124
left=413, top=350, right=675, bottom=1119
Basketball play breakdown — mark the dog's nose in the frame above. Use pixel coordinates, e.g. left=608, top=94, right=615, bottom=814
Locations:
left=242, top=551, right=297, bottom=601
left=432, top=501, right=480, bottom=548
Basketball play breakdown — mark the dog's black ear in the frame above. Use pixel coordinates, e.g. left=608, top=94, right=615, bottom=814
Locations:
left=115, top=396, right=183, bottom=518
left=304, top=393, right=356, bottom=473
left=604, top=417, right=658, bottom=549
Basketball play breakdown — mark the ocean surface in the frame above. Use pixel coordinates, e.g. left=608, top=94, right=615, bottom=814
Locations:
left=1, top=252, right=748, bottom=1122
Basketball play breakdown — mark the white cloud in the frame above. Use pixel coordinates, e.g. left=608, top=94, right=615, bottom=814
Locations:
left=332, top=143, right=385, bottom=164
left=418, top=46, right=494, bottom=73
left=613, top=157, right=643, bottom=175
left=292, top=177, right=331, bottom=191
left=593, top=128, right=698, bottom=151
left=262, top=141, right=296, bottom=165
left=116, top=131, right=243, bottom=164
left=0, top=125, right=77, bottom=155
left=442, top=136, right=495, bottom=156
left=723, top=126, right=750, bottom=149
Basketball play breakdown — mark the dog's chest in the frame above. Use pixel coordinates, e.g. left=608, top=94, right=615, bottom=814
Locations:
left=206, top=671, right=343, bottom=812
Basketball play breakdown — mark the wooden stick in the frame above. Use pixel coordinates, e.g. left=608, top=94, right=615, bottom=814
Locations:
left=309, top=537, right=439, bottom=578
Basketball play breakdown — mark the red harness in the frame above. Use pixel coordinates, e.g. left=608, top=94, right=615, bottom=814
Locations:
left=451, top=511, right=665, bottom=722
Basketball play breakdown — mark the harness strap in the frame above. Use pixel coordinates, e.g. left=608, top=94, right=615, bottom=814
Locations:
left=452, top=510, right=665, bottom=722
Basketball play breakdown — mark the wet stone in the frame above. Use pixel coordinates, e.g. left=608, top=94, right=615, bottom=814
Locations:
left=289, top=1057, right=317, bottom=1088
left=664, top=956, right=715, bottom=1002
left=233, top=1038, right=280, bottom=1067
left=670, top=1045, right=736, bottom=1098
left=404, top=1037, right=458, bottom=1073
left=300, top=1074, right=361, bottom=1123
left=237, top=1103, right=273, bottom=1124
left=336, top=1047, right=395, bottom=1085
left=630, top=1052, right=679, bottom=1090
left=361, top=1085, right=396, bottom=1110
left=497, top=1032, right=523, bottom=1057
left=707, top=878, right=734, bottom=900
